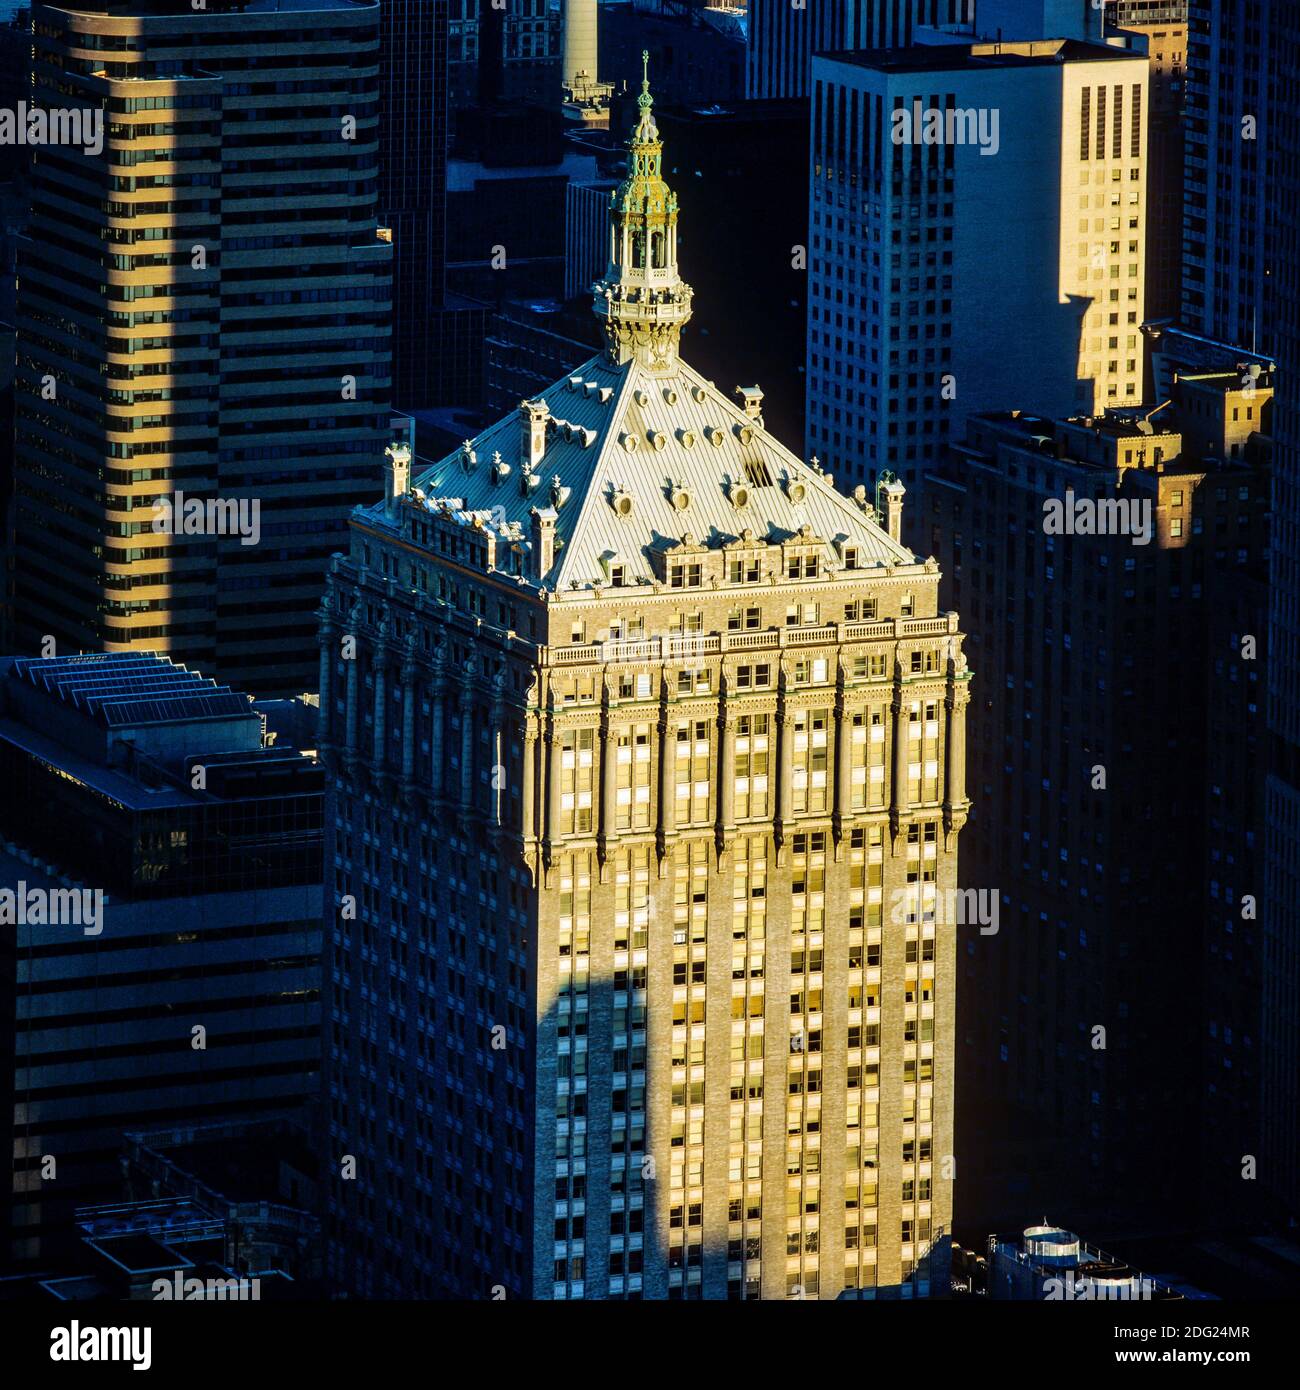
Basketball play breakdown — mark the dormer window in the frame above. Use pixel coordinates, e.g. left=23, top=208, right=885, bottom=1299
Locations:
left=786, top=551, right=819, bottom=580
left=670, top=560, right=702, bottom=589
left=843, top=546, right=859, bottom=570
left=743, top=456, right=773, bottom=487
left=729, top=555, right=761, bottom=584
left=610, top=563, right=627, bottom=587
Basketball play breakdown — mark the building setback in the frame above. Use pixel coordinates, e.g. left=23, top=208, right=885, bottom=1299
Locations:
left=319, top=82, right=970, bottom=1299
left=6, top=0, right=393, bottom=695
left=807, top=38, right=1150, bottom=511
left=0, top=652, right=323, bottom=1267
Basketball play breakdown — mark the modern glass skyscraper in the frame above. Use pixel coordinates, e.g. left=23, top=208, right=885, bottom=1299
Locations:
left=6, top=0, right=393, bottom=695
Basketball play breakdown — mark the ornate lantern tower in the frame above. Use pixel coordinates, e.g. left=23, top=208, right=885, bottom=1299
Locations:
left=592, top=54, right=694, bottom=371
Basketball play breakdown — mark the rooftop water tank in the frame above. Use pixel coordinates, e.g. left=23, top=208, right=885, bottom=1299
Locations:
left=1023, top=1226, right=1080, bottom=1265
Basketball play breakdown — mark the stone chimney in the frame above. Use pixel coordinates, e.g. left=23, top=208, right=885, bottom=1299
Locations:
left=530, top=506, right=558, bottom=583
left=384, top=443, right=411, bottom=515
left=881, top=477, right=905, bottom=543
left=521, top=398, right=549, bottom=471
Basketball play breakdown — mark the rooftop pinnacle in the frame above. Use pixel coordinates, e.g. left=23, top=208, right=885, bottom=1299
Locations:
left=592, top=53, right=694, bottom=371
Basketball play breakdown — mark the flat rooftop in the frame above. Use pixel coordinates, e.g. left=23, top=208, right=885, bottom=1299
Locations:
left=819, top=38, right=1146, bottom=74
left=8, top=653, right=252, bottom=730
left=55, top=0, right=372, bottom=15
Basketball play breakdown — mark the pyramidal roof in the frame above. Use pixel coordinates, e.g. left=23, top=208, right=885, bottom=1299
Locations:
left=386, top=57, right=917, bottom=594
left=411, top=353, right=913, bottom=592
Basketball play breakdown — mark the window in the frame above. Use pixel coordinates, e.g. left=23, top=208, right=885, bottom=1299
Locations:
left=844, top=598, right=878, bottom=622
left=670, top=561, right=702, bottom=589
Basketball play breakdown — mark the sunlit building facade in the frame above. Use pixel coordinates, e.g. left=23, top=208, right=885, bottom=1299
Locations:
left=320, top=82, right=969, bottom=1299
left=7, top=0, right=393, bottom=695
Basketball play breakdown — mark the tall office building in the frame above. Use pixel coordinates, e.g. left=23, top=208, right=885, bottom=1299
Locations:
left=1181, top=0, right=1273, bottom=351
left=320, top=84, right=970, bottom=1298
left=746, top=1, right=975, bottom=101
left=0, top=652, right=323, bottom=1266
left=807, top=38, right=1150, bottom=506
left=1263, top=2, right=1300, bottom=1220
left=378, top=0, right=450, bottom=408
left=6, top=0, right=393, bottom=695
left=747, top=0, right=845, bottom=101
left=927, top=375, right=1271, bottom=1234
left=1107, top=3, right=1186, bottom=321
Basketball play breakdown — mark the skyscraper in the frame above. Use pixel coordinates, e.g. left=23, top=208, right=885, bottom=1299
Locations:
left=320, top=79, right=970, bottom=1298
left=378, top=0, right=450, bottom=408
left=747, top=0, right=847, bottom=101
left=6, top=0, right=393, bottom=696
left=927, top=375, right=1271, bottom=1234
left=1181, top=0, right=1273, bottom=351
left=807, top=38, right=1150, bottom=505
left=746, top=1, right=975, bottom=102
left=1263, top=0, right=1300, bottom=1221
left=1107, top=2, right=1187, bottom=321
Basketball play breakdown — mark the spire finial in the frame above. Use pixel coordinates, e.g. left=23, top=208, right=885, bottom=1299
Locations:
left=639, top=49, right=653, bottom=112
